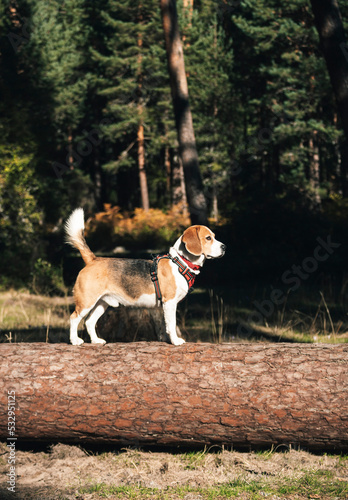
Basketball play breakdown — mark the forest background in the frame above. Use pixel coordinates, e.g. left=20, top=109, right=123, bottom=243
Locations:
left=0, top=0, right=348, bottom=319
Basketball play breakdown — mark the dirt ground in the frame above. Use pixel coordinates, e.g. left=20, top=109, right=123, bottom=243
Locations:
left=0, top=442, right=347, bottom=499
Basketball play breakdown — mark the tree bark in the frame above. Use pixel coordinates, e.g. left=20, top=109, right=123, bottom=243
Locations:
left=310, top=0, right=348, bottom=195
left=137, top=10, right=150, bottom=211
left=164, top=143, right=171, bottom=201
left=308, top=134, right=321, bottom=208
left=182, top=0, right=193, bottom=47
left=137, top=120, right=149, bottom=211
left=160, top=0, right=208, bottom=225
left=0, top=343, right=347, bottom=451
left=92, top=149, right=104, bottom=211
left=172, top=154, right=188, bottom=210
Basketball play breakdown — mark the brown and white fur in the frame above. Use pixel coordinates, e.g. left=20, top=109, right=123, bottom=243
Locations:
left=65, top=208, right=226, bottom=346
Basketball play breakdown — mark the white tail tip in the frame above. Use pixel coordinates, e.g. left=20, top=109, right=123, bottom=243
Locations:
left=65, top=208, right=85, bottom=245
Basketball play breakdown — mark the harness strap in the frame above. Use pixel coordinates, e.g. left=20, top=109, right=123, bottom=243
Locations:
left=170, top=256, right=197, bottom=289
left=150, top=254, right=166, bottom=305
left=151, top=253, right=198, bottom=305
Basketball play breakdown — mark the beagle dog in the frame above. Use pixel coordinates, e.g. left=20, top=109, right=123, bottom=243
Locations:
left=65, top=208, right=226, bottom=346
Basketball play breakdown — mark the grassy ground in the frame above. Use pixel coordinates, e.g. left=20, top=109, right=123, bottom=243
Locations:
left=0, top=443, right=347, bottom=499
left=182, top=287, right=348, bottom=344
left=0, top=290, right=73, bottom=343
left=0, top=290, right=72, bottom=331
left=0, top=288, right=347, bottom=344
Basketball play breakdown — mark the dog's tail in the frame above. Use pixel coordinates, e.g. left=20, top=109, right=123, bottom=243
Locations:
left=65, top=208, right=96, bottom=265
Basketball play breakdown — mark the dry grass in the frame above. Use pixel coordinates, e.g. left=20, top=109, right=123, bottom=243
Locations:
left=0, top=443, right=346, bottom=499
left=0, top=290, right=73, bottom=343
left=182, top=288, right=348, bottom=345
left=1, top=288, right=348, bottom=345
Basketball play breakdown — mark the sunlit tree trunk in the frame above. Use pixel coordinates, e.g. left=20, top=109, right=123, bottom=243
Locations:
left=211, top=181, right=218, bottom=222
left=164, top=117, right=187, bottom=209
left=164, top=143, right=171, bottom=203
left=182, top=0, right=193, bottom=46
left=137, top=119, right=149, bottom=211
left=172, top=154, right=188, bottom=212
left=137, top=8, right=150, bottom=211
left=160, top=0, right=208, bottom=225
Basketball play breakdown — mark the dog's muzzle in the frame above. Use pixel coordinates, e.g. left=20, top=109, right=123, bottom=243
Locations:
left=208, top=243, right=226, bottom=259
left=218, top=244, right=226, bottom=257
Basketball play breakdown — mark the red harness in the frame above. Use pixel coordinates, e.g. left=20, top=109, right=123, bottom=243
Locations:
left=150, top=253, right=200, bottom=305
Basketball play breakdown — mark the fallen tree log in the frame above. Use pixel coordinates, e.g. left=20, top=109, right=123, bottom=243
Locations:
left=0, top=342, right=347, bottom=451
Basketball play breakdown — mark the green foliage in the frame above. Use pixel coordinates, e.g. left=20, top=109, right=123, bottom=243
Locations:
left=0, top=0, right=347, bottom=288
left=26, top=0, right=90, bottom=133
left=88, top=0, right=173, bottom=207
left=0, top=145, right=44, bottom=281
left=182, top=5, right=234, bottom=207
left=30, top=258, right=66, bottom=296
left=229, top=0, right=342, bottom=200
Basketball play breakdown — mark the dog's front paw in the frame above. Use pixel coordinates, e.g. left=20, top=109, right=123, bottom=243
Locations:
left=91, top=337, right=106, bottom=345
left=172, top=337, right=186, bottom=346
left=71, top=337, right=84, bottom=346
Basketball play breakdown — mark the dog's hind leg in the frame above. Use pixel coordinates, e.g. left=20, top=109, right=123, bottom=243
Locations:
left=85, top=300, right=109, bottom=344
left=70, top=307, right=92, bottom=346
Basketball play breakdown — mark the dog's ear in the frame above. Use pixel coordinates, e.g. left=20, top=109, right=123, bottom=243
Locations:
left=182, top=226, right=202, bottom=256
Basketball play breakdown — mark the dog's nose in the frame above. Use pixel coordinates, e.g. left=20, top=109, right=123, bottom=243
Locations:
left=221, top=244, right=226, bottom=252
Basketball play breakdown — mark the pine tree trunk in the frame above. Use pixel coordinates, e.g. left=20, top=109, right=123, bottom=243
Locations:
left=160, top=0, right=208, bottom=225
left=182, top=0, right=193, bottom=46
left=211, top=182, right=218, bottom=222
left=1, top=342, right=347, bottom=451
left=137, top=119, right=149, bottom=211
left=137, top=18, right=150, bottom=211
left=164, top=144, right=171, bottom=201
left=310, top=0, right=348, bottom=195
left=309, top=134, right=321, bottom=208
left=179, top=157, right=188, bottom=212
left=67, top=128, right=74, bottom=169
left=93, top=151, right=104, bottom=211
left=172, top=154, right=188, bottom=211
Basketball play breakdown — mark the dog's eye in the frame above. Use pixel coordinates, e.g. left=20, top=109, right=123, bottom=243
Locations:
left=206, top=236, right=212, bottom=241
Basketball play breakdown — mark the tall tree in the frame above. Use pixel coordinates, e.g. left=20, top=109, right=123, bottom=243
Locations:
left=22, top=0, right=98, bottom=216
left=182, top=3, right=234, bottom=221
left=310, top=0, right=348, bottom=195
left=160, top=0, right=208, bottom=225
left=227, top=0, right=341, bottom=204
left=91, top=0, right=171, bottom=211
left=137, top=5, right=150, bottom=211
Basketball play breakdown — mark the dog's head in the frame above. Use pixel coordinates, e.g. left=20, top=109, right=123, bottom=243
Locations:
left=175, top=225, right=226, bottom=266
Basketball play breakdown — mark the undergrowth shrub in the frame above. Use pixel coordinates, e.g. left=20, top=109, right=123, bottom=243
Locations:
left=30, top=258, right=67, bottom=296
left=86, top=204, right=190, bottom=251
